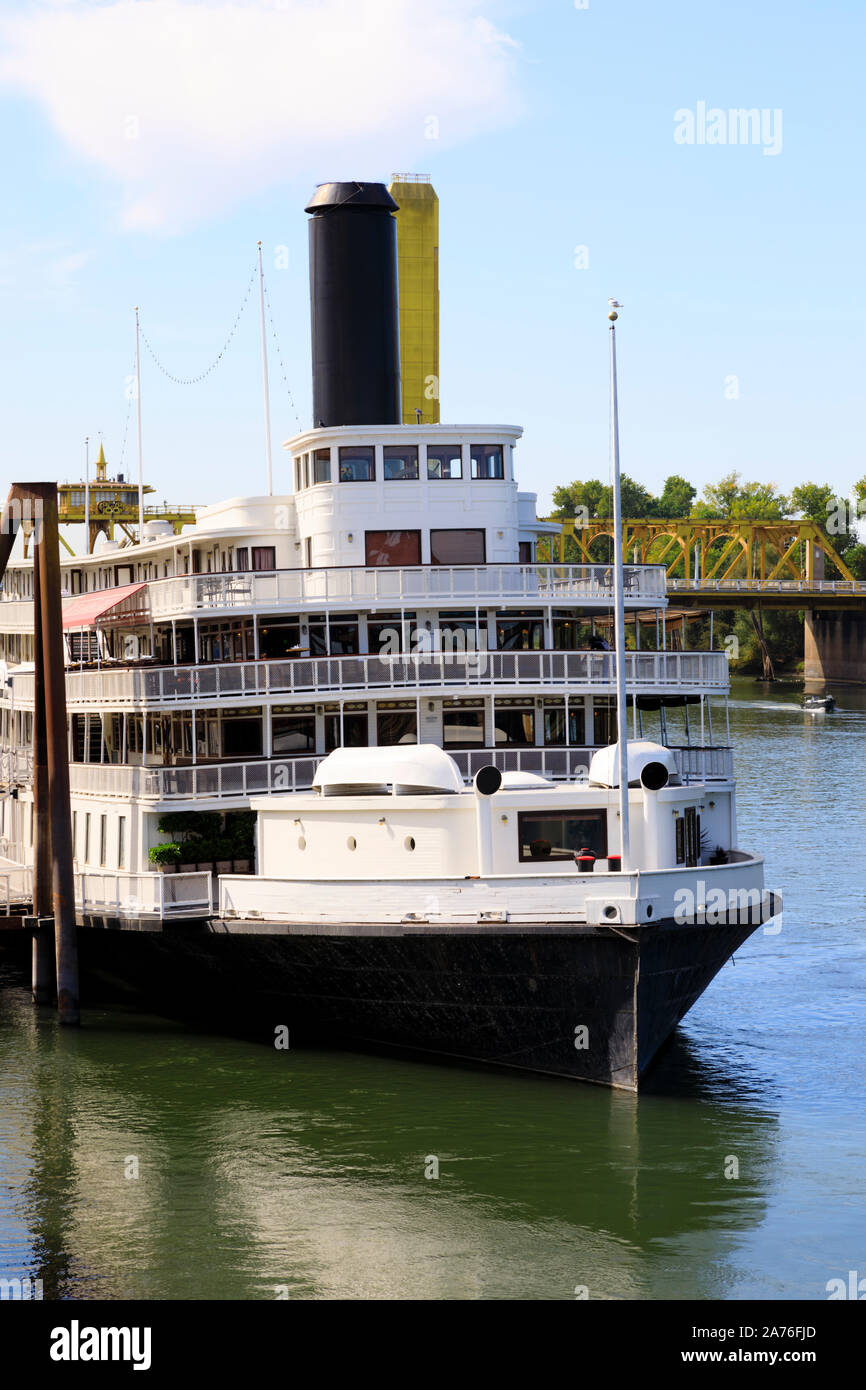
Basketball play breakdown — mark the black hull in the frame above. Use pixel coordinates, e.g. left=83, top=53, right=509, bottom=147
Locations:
left=71, top=911, right=770, bottom=1090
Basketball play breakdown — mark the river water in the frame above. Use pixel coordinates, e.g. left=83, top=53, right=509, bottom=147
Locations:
left=1, top=680, right=864, bottom=1301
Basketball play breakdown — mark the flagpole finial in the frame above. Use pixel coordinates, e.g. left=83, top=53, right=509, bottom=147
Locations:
left=608, top=298, right=622, bottom=322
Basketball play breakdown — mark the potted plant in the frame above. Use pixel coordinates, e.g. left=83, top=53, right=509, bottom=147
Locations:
left=213, top=836, right=235, bottom=876
left=149, top=843, right=181, bottom=873
left=226, top=811, right=255, bottom=873
left=193, top=840, right=216, bottom=873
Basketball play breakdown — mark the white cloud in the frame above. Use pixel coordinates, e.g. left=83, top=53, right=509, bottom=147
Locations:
left=0, top=240, right=93, bottom=298
left=0, top=0, right=522, bottom=232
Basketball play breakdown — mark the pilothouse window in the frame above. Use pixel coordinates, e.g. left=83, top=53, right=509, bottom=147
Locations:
left=383, top=445, right=419, bottom=480
left=427, top=446, right=462, bottom=480
left=339, top=446, right=375, bottom=482
left=470, top=444, right=504, bottom=480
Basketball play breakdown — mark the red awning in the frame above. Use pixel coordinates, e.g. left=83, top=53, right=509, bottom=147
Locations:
left=61, top=583, right=147, bottom=629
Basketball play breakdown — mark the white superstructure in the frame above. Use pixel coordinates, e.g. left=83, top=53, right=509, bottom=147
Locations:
left=0, top=422, right=730, bottom=921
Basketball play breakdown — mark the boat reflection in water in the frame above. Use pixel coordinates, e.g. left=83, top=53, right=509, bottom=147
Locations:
left=0, top=984, right=778, bottom=1301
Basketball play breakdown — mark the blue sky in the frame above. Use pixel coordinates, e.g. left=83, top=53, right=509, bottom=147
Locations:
left=0, top=0, right=863, bottom=546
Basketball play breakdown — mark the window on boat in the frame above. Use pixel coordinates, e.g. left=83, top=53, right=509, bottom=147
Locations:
left=367, top=612, right=415, bottom=655
left=383, top=445, right=419, bottom=480
left=496, top=612, right=543, bottom=651
left=592, top=698, right=616, bottom=746
left=324, top=704, right=369, bottom=751
left=377, top=701, right=418, bottom=746
left=542, top=699, right=586, bottom=747
left=552, top=614, right=583, bottom=651
left=252, top=547, right=276, bottom=572
left=272, top=707, right=316, bottom=755
left=470, top=444, right=504, bottom=480
left=430, top=529, right=486, bottom=566
left=313, top=448, right=331, bottom=484
left=365, top=530, right=422, bottom=567
left=259, top=619, right=301, bottom=660
left=443, top=700, right=485, bottom=747
left=435, top=611, right=484, bottom=653
left=191, top=712, right=219, bottom=762
left=329, top=614, right=360, bottom=655
left=339, top=446, right=375, bottom=482
left=198, top=619, right=255, bottom=664
left=519, top=541, right=533, bottom=564
left=427, top=446, right=462, bottom=480
left=67, top=631, right=100, bottom=663
left=118, top=816, right=127, bottom=870
left=221, top=708, right=263, bottom=759
left=236, top=547, right=249, bottom=572
left=676, top=807, right=701, bottom=868
left=494, top=700, right=535, bottom=746
left=518, top=810, right=607, bottom=863
left=71, top=712, right=106, bottom=763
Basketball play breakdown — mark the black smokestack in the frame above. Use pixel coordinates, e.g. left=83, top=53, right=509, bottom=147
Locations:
left=305, top=181, right=401, bottom=427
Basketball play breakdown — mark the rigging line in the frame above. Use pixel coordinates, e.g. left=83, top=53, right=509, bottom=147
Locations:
left=117, top=356, right=137, bottom=470
left=261, top=273, right=303, bottom=433
left=139, top=263, right=258, bottom=386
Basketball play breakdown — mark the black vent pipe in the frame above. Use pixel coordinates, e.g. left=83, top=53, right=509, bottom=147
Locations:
left=305, top=181, right=401, bottom=427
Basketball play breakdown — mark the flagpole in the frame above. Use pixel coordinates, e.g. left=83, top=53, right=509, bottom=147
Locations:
left=257, top=243, right=274, bottom=497
left=609, top=301, right=630, bottom=870
left=84, top=436, right=90, bottom=556
left=135, top=307, right=144, bottom=539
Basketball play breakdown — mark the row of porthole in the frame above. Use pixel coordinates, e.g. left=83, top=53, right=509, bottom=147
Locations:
left=296, top=835, right=416, bottom=851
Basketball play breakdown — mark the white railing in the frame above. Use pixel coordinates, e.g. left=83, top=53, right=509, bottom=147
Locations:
left=0, top=748, right=32, bottom=785
left=0, top=863, right=32, bottom=912
left=66, top=743, right=733, bottom=803
left=449, top=745, right=733, bottom=784
left=145, top=563, right=665, bottom=617
left=74, top=869, right=213, bottom=917
left=39, top=648, right=729, bottom=708
left=669, top=745, right=735, bottom=782
left=669, top=577, right=866, bottom=594
left=0, top=599, right=35, bottom=631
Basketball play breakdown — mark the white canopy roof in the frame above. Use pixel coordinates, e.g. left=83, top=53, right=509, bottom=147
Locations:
left=312, top=744, right=465, bottom=795
left=588, top=741, right=679, bottom=788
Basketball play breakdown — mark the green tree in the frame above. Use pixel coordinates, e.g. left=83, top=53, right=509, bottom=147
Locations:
left=655, top=474, right=697, bottom=518
left=694, top=471, right=790, bottom=520
left=551, top=479, right=606, bottom=518
left=790, top=482, right=837, bottom=530
left=596, top=474, right=655, bottom=518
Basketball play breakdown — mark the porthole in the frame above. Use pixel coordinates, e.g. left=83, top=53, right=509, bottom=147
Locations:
left=297, top=836, right=306, bottom=850
left=603, top=905, right=618, bottom=921
left=405, top=836, right=416, bottom=851
left=347, top=836, right=357, bottom=851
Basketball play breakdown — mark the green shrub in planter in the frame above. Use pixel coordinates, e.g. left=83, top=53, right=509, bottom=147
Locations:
left=149, top=843, right=181, bottom=867
left=157, top=811, right=222, bottom=839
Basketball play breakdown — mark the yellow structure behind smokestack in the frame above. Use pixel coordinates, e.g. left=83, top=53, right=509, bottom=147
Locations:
left=388, top=174, right=439, bottom=423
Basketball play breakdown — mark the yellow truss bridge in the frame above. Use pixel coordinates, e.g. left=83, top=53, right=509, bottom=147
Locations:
left=542, top=516, right=866, bottom=609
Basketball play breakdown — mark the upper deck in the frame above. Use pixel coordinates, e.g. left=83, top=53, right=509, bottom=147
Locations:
left=0, top=561, right=662, bottom=624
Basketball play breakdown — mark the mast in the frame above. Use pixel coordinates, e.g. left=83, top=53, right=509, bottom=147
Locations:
left=257, top=242, right=274, bottom=497
left=609, top=301, right=630, bottom=869
left=84, top=435, right=90, bottom=555
left=135, top=307, right=144, bottom=539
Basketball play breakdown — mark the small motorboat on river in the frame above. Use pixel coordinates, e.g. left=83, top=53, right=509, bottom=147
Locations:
left=802, top=694, right=835, bottom=712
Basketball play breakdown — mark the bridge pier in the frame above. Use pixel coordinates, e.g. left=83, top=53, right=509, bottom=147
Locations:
left=805, top=610, right=866, bottom=686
